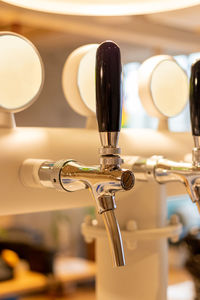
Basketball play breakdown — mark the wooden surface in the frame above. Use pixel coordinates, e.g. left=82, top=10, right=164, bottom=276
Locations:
left=21, top=287, right=96, bottom=300
left=21, top=267, right=194, bottom=300
left=0, top=271, right=47, bottom=297
left=0, top=257, right=96, bottom=298
left=0, top=261, right=194, bottom=300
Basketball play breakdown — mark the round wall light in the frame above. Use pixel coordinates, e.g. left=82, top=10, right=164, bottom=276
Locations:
left=138, top=55, right=188, bottom=120
left=0, top=32, right=44, bottom=113
left=62, top=44, right=98, bottom=118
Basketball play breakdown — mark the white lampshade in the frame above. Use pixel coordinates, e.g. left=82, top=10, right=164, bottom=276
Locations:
left=138, top=55, right=188, bottom=119
left=0, top=32, right=44, bottom=113
left=2, top=0, right=200, bottom=16
left=62, top=44, right=98, bottom=117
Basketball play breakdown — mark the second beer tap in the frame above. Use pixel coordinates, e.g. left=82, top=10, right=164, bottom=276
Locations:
left=123, top=59, right=200, bottom=213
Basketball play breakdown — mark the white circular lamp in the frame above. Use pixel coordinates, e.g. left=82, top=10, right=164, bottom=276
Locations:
left=0, top=32, right=44, bottom=127
left=62, top=44, right=98, bottom=119
left=2, top=0, right=200, bottom=16
left=138, top=55, right=188, bottom=129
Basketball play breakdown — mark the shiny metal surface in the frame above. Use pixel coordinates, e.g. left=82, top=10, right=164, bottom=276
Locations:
left=193, top=136, right=200, bottom=148
left=38, top=158, right=134, bottom=267
left=100, top=131, right=119, bottom=148
left=155, top=158, right=200, bottom=204
left=37, top=120, right=134, bottom=267
left=39, top=159, right=74, bottom=190
left=192, top=147, right=200, bottom=167
left=127, top=156, right=158, bottom=181
left=39, top=161, right=55, bottom=188
left=126, top=155, right=200, bottom=206
left=59, top=160, right=134, bottom=212
left=99, top=147, right=121, bottom=155
left=98, top=194, right=116, bottom=211
left=60, top=160, right=134, bottom=267
left=102, top=209, right=125, bottom=267
left=100, top=155, right=122, bottom=169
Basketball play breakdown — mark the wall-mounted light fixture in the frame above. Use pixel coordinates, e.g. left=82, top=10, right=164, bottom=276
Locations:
left=138, top=55, right=188, bottom=130
left=0, top=32, right=44, bottom=128
left=1, top=0, right=200, bottom=16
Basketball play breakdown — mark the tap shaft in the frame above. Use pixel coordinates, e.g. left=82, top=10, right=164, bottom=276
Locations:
left=102, top=209, right=125, bottom=267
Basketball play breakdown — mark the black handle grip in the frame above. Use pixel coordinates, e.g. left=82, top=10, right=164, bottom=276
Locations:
left=96, top=41, right=122, bottom=132
left=190, top=60, right=200, bottom=136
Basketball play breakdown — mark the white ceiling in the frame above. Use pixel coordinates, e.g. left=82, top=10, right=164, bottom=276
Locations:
left=147, top=5, right=200, bottom=30
left=0, top=2, right=200, bottom=61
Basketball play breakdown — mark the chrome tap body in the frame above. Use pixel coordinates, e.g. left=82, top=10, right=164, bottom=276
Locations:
left=126, top=155, right=200, bottom=205
left=123, top=59, right=200, bottom=212
left=38, top=157, right=134, bottom=268
left=39, top=159, right=134, bottom=213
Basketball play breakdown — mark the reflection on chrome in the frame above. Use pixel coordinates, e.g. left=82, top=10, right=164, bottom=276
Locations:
left=38, top=159, right=135, bottom=267
left=124, top=155, right=200, bottom=211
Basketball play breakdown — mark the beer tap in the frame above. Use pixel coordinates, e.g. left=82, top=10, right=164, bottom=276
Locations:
left=123, top=59, right=200, bottom=213
left=20, top=41, right=135, bottom=267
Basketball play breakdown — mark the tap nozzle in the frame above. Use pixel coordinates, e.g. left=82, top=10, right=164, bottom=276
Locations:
left=97, top=194, right=125, bottom=266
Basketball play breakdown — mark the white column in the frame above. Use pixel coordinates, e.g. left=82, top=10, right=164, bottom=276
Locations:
left=96, top=182, right=168, bottom=300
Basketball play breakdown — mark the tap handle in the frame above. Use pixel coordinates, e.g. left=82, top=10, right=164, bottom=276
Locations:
left=96, top=41, right=122, bottom=134
left=190, top=60, right=200, bottom=137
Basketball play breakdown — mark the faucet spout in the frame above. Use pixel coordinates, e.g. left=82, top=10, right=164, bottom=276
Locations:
left=96, top=193, right=125, bottom=266
left=102, top=208, right=125, bottom=267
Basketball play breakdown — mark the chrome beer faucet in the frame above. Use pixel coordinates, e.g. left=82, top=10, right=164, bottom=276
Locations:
left=124, top=60, right=200, bottom=213
left=25, top=41, right=134, bottom=267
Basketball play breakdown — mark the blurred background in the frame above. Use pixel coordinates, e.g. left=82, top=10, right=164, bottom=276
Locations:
left=1, top=1, right=200, bottom=299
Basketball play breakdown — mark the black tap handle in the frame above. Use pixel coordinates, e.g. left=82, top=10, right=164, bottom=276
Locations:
left=190, top=60, right=200, bottom=136
left=96, top=41, right=122, bottom=132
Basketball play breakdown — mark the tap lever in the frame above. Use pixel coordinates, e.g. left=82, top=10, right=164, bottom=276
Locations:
left=190, top=60, right=200, bottom=143
left=96, top=41, right=122, bottom=148
left=95, top=41, right=130, bottom=267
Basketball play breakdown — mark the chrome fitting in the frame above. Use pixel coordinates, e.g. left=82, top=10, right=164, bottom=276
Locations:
left=126, top=155, right=161, bottom=181
left=50, top=160, right=67, bottom=191
left=121, top=170, right=135, bottom=191
left=100, top=155, right=123, bottom=168
left=99, top=132, right=119, bottom=148
left=192, top=147, right=200, bottom=167
left=99, top=147, right=121, bottom=155
left=38, top=159, right=75, bottom=191
left=146, top=156, right=161, bottom=180
left=98, top=194, right=116, bottom=214
left=193, top=136, right=200, bottom=148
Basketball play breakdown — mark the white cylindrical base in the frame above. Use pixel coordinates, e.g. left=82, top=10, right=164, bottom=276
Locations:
left=96, top=182, right=168, bottom=300
left=96, top=238, right=168, bottom=300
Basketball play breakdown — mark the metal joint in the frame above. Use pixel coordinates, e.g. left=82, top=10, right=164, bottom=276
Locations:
left=121, top=170, right=135, bottom=191
left=100, top=155, right=123, bottom=168
left=99, top=147, right=121, bottom=155
left=98, top=194, right=116, bottom=214
left=146, top=155, right=161, bottom=181
left=192, top=147, right=200, bottom=167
